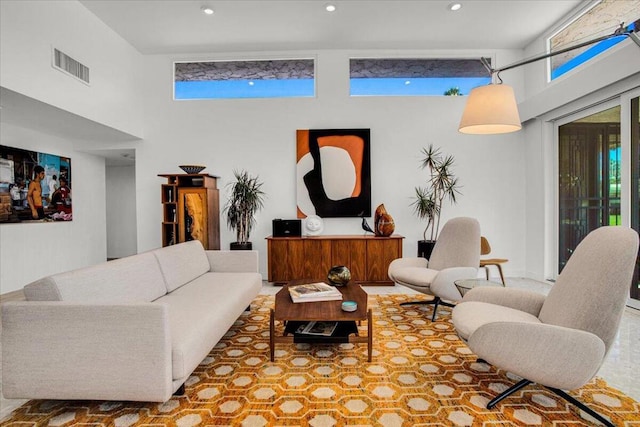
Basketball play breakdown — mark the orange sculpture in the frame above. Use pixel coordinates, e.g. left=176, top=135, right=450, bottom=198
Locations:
left=374, top=203, right=395, bottom=237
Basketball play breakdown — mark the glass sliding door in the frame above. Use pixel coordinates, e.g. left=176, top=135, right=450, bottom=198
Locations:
left=558, top=94, right=639, bottom=306
left=631, top=96, right=639, bottom=302
left=558, top=106, right=621, bottom=272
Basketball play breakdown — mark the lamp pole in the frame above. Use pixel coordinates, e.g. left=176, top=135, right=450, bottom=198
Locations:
left=480, top=22, right=639, bottom=78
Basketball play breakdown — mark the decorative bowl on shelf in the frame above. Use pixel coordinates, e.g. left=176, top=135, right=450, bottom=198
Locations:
left=179, top=165, right=206, bottom=174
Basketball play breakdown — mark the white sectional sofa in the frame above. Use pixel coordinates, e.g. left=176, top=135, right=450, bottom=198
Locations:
left=1, top=240, right=262, bottom=402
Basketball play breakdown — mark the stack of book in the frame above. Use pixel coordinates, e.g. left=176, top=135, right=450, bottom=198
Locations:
left=288, top=282, right=343, bottom=303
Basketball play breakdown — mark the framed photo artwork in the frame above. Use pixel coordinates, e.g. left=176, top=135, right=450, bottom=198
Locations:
left=296, top=129, right=371, bottom=218
left=0, top=145, right=72, bottom=223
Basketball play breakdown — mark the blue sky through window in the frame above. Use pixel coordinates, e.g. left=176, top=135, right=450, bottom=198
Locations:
left=350, top=77, right=491, bottom=96
left=175, top=79, right=315, bottom=99
left=552, top=21, right=636, bottom=80
left=175, top=77, right=492, bottom=99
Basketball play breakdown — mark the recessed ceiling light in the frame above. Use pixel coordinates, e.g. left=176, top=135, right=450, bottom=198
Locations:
left=201, top=6, right=214, bottom=15
left=448, top=3, right=462, bottom=11
left=248, top=81, right=255, bottom=86
left=325, top=4, right=336, bottom=12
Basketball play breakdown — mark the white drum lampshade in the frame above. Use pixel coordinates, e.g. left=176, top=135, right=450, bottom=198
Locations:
left=458, top=84, right=522, bottom=134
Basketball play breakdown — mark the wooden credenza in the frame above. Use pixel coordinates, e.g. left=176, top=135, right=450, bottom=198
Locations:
left=266, top=234, right=404, bottom=285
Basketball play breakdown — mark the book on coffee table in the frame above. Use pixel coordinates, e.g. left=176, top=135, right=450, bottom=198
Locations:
left=289, top=282, right=343, bottom=303
left=295, top=321, right=339, bottom=336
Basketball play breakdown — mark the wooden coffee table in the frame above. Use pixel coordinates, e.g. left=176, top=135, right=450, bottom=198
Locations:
left=269, top=280, right=372, bottom=362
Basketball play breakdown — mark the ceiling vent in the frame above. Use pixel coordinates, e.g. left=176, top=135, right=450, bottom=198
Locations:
left=53, top=48, right=90, bottom=85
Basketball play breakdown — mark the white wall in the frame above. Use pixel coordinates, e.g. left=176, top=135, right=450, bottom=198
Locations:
left=106, top=164, right=137, bottom=258
left=520, top=42, right=640, bottom=122
left=137, top=50, right=528, bottom=279
left=522, top=118, right=549, bottom=282
left=0, top=123, right=107, bottom=294
left=518, top=3, right=640, bottom=120
left=0, top=0, right=144, bottom=138
left=521, top=21, right=640, bottom=281
left=9, top=0, right=628, bottom=286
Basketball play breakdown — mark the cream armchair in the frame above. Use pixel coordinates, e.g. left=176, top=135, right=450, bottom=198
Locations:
left=388, top=217, right=481, bottom=320
left=452, top=226, right=639, bottom=427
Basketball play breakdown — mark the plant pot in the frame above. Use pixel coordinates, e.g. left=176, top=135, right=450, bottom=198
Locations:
left=230, top=242, right=253, bottom=250
left=418, top=240, right=436, bottom=259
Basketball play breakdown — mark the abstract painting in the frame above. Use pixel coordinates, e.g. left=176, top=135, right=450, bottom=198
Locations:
left=297, top=129, right=371, bottom=218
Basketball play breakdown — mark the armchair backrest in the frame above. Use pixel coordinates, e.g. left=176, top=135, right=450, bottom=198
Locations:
left=428, top=217, right=481, bottom=271
left=539, top=226, right=639, bottom=354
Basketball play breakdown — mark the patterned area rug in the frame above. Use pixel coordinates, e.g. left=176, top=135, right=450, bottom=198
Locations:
left=2, top=294, right=639, bottom=426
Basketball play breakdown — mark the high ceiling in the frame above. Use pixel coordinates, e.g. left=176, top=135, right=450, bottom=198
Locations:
left=79, top=0, right=583, bottom=54
left=4, top=1, right=589, bottom=166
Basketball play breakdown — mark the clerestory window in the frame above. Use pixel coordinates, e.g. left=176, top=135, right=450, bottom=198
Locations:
left=349, top=58, right=491, bottom=97
left=174, top=59, right=315, bottom=100
left=548, top=0, right=639, bottom=81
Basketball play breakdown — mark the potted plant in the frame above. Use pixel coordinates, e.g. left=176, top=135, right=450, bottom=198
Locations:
left=410, top=144, right=460, bottom=258
left=224, top=169, right=265, bottom=250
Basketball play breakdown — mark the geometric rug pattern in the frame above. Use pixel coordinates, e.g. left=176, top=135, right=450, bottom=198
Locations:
left=2, top=294, right=639, bottom=426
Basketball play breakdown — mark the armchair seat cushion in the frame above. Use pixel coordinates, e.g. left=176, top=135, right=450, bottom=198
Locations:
left=390, top=267, right=439, bottom=289
left=453, top=301, right=540, bottom=341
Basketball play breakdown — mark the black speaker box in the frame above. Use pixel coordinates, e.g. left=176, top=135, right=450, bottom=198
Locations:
left=272, top=219, right=302, bottom=237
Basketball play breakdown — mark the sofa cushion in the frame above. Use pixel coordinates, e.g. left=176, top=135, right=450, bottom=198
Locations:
left=23, top=253, right=167, bottom=303
left=152, top=240, right=211, bottom=292
left=153, top=271, right=262, bottom=380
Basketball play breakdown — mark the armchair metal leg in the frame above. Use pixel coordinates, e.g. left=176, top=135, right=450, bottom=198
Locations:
left=431, top=298, right=440, bottom=321
left=487, top=379, right=532, bottom=409
left=400, top=297, right=454, bottom=321
left=546, top=387, right=615, bottom=427
left=399, top=299, right=436, bottom=306
left=431, top=298, right=455, bottom=321
left=486, top=380, right=615, bottom=427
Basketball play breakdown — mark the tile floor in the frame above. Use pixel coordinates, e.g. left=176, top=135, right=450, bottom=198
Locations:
left=1, top=278, right=638, bottom=422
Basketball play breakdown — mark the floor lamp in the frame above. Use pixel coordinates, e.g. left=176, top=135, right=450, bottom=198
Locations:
left=459, top=22, right=640, bottom=135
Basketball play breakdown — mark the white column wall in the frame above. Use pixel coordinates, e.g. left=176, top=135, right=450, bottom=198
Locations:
left=521, top=25, right=640, bottom=282
left=0, top=0, right=144, bottom=138
left=106, top=164, right=137, bottom=259
left=137, top=50, right=527, bottom=279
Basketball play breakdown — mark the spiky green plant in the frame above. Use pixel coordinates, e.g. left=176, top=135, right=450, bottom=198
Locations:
left=411, top=145, right=461, bottom=241
left=224, top=170, right=265, bottom=243
left=444, top=87, right=462, bottom=96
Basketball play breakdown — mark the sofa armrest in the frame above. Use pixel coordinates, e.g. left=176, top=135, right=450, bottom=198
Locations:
left=1, top=301, right=173, bottom=402
left=461, top=287, right=547, bottom=316
left=206, top=250, right=259, bottom=273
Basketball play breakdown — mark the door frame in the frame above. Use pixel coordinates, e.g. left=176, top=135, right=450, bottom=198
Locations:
left=548, top=89, right=640, bottom=309
left=620, top=87, right=640, bottom=309
left=550, top=98, right=621, bottom=280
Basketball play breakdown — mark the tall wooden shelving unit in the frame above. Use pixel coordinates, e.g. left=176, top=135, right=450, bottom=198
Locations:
left=159, top=173, right=220, bottom=250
